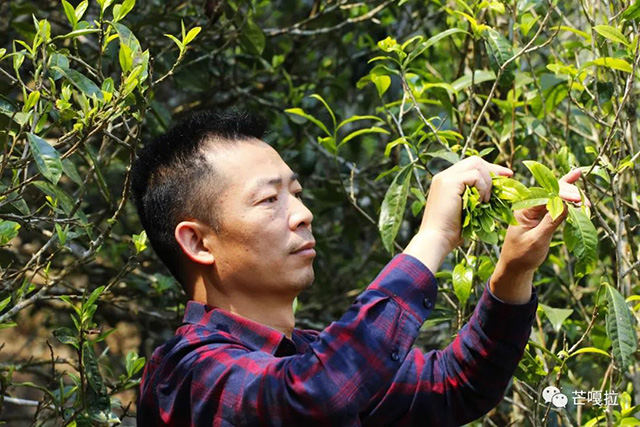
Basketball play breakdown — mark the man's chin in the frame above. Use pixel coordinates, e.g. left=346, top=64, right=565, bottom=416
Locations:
left=296, top=269, right=314, bottom=291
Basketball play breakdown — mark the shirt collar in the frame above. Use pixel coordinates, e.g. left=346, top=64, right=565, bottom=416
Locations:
left=183, top=300, right=304, bottom=356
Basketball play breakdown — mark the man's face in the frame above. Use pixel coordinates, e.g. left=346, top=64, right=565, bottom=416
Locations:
left=203, top=140, right=315, bottom=297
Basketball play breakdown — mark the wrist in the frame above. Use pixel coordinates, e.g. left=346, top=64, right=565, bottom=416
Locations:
left=489, top=260, right=535, bottom=304
left=403, top=231, right=449, bottom=273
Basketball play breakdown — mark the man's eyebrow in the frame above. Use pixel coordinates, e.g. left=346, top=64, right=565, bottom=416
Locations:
left=249, top=173, right=300, bottom=196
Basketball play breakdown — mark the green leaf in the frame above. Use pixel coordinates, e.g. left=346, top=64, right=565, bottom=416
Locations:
left=593, top=25, right=630, bottom=47
left=491, top=176, right=530, bottom=202
left=85, top=286, right=105, bottom=308
left=404, top=28, right=466, bottom=65
left=384, top=137, right=410, bottom=157
left=377, top=36, right=402, bottom=54
left=509, top=198, right=544, bottom=211
left=546, top=196, right=565, bottom=221
left=284, top=108, right=331, bottom=137
left=52, top=28, right=100, bottom=41
left=519, top=13, right=539, bottom=37
left=118, top=42, right=132, bottom=73
left=619, top=417, right=640, bottom=426
left=550, top=25, right=592, bottom=42
left=317, top=136, right=336, bottom=154
left=337, top=115, right=384, bottom=130
left=112, top=22, right=142, bottom=53
left=310, top=94, right=336, bottom=130
left=32, top=181, right=78, bottom=218
left=83, top=342, right=105, bottom=393
left=523, top=160, right=559, bottom=194
left=339, top=127, right=389, bottom=148
left=451, top=70, right=496, bottom=91
left=28, top=133, right=63, bottom=185
left=183, top=26, right=201, bottom=45
left=453, top=11, right=488, bottom=36
left=371, top=74, right=391, bottom=97
left=511, top=192, right=550, bottom=210
left=453, top=263, right=473, bottom=306
left=56, top=68, right=103, bottom=101
left=568, top=346, right=610, bottom=358
left=59, top=296, right=81, bottom=316
left=605, top=284, right=638, bottom=372
left=378, top=166, right=412, bottom=253
left=86, top=146, right=111, bottom=203
left=48, top=53, right=69, bottom=80
left=584, top=57, right=633, bottom=73
left=563, top=206, right=597, bottom=277
left=23, top=90, right=40, bottom=112
left=111, top=23, right=148, bottom=85
left=539, top=303, right=573, bottom=332
left=133, top=230, right=147, bottom=254
left=424, top=149, right=460, bottom=165
left=55, top=223, right=68, bottom=245
left=61, top=158, right=83, bottom=186
left=74, top=0, right=89, bottom=22
left=125, top=351, right=145, bottom=376
left=0, top=296, right=10, bottom=312
left=622, top=0, right=640, bottom=20
left=241, top=18, right=265, bottom=55
left=0, top=220, right=20, bottom=245
left=54, top=327, right=78, bottom=347
left=113, top=0, right=135, bottom=22
left=62, top=0, right=78, bottom=28
left=165, top=33, right=183, bottom=51
left=482, top=27, right=516, bottom=87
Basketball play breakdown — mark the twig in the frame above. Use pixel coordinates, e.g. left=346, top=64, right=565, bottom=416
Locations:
left=462, top=6, right=555, bottom=154
left=264, top=0, right=393, bottom=36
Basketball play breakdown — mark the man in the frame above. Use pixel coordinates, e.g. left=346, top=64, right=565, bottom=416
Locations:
left=132, top=110, right=588, bottom=426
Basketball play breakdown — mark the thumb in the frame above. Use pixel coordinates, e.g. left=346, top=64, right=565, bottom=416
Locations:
left=536, top=207, right=568, bottom=238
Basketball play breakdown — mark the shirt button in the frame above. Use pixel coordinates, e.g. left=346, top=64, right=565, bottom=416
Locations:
left=423, top=297, right=433, bottom=309
left=390, top=349, right=400, bottom=362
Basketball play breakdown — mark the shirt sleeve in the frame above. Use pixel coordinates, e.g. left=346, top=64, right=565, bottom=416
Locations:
left=179, top=254, right=439, bottom=426
left=360, top=271, right=538, bottom=426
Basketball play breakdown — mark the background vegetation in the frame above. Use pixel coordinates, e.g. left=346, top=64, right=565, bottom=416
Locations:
left=0, top=0, right=639, bottom=425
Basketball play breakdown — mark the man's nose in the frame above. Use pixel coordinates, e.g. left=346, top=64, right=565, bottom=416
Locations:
left=290, top=194, right=313, bottom=230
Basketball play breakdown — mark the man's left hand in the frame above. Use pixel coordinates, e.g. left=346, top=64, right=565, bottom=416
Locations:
left=498, top=168, right=591, bottom=272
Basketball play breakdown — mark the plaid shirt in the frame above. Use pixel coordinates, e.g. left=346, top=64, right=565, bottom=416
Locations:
left=138, top=254, right=538, bottom=426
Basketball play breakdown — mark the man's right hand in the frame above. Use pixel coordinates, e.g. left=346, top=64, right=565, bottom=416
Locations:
left=403, top=156, right=514, bottom=273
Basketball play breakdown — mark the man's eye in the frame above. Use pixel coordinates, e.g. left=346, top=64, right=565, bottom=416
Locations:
left=263, top=196, right=278, bottom=203
left=295, top=191, right=303, bottom=200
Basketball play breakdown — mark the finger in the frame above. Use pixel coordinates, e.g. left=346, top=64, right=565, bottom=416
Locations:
left=559, top=188, right=581, bottom=202
left=559, top=168, right=582, bottom=184
left=559, top=186, right=592, bottom=206
left=450, top=156, right=513, bottom=177
left=459, top=169, right=489, bottom=200
left=538, top=207, right=569, bottom=235
left=475, top=164, right=493, bottom=202
left=487, top=162, right=514, bottom=177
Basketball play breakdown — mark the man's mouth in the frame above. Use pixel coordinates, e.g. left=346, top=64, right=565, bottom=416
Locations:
left=292, top=241, right=316, bottom=257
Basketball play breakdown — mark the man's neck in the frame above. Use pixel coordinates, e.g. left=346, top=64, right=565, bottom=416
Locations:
left=192, top=281, right=296, bottom=339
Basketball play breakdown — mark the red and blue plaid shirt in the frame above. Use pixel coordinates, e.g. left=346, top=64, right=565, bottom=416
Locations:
left=138, top=254, right=538, bottom=426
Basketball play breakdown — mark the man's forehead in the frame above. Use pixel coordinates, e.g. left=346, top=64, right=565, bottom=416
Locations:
left=248, top=172, right=300, bottom=196
left=202, top=142, right=299, bottom=193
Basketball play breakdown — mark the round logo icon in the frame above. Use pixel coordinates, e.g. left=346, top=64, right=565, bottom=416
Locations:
left=542, top=385, right=568, bottom=408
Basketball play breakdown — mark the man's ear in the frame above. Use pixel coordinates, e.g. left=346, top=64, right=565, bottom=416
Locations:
left=175, top=221, right=215, bottom=265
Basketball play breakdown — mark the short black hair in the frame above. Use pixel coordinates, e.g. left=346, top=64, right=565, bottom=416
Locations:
left=130, top=110, right=266, bottom=287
